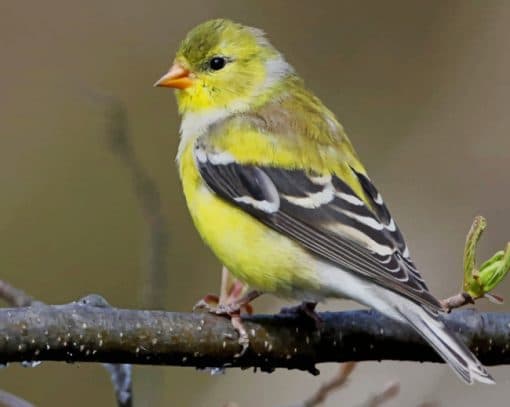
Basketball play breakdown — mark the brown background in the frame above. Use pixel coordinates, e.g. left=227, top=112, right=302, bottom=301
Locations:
left=1, top=1, right=509, bottom=406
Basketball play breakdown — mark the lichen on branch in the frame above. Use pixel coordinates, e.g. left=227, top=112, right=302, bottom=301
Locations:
left=0, top=298, right=509, bottom=372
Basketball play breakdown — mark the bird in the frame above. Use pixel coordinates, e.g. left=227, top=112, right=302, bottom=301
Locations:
left=154, top=18, right=494, bottom=384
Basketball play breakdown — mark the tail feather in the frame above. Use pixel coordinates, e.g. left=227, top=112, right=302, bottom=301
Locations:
left=397, top=306, right=494, bottom=384
left=315, top=263, right=494, bottom=384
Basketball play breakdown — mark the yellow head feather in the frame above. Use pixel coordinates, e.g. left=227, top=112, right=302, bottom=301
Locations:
left=173, top=19, right=293, bottom=114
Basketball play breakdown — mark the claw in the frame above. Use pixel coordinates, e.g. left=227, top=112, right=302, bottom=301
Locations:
left=231, top=313, right=250, bottom=358
left=193, top=290, right=261, bottom=357
left=193, top=294, right=220, bottom=312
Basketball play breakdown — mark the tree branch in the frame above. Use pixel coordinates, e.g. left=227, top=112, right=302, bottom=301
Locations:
left=0, top=283, right=132, bottom=407
left=0, top=299, right=508, bottom=372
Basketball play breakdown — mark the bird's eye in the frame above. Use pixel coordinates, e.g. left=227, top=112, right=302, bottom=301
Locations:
left=209, top=57, right=226, bottom=71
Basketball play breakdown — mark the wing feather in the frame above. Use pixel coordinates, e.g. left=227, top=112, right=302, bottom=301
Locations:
left=196, top=146, right=441, bottom=310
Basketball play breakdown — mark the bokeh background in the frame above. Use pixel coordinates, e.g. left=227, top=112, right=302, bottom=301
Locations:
left=1, top=0, right=510, bottom=406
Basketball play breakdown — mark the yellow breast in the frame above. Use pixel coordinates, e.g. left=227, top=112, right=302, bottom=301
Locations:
left=178, top=142, right=319, bottom=297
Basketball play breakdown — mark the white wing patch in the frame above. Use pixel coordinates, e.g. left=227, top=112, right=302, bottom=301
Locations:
left=336, top=192, right=365, bottom=206
left=374, top=193, right=384, bottom=205
left=207, top=151, right=236, bottom=165
left=386, top=218, right=397, bottom=232
left=233, top=167, right=281, bottom=213
left=194, top=146, right=235, bottom=165
left=282, top=181, right=335, bottom=208
left=324, top=223, right=394, bottom=256
left=403, top=246, right=410, bottom=258
left=337, top=209, right=385, bottom=231
left=309, top=174, right=332, bottom=185
left=234, top=196, right=279, bottom=213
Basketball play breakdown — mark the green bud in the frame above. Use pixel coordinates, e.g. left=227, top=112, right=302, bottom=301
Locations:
left=463, top=216, right=510, bottom=300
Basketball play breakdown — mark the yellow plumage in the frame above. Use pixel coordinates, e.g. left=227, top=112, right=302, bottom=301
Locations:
left=179, top=140, right=318, bottom=295
left=156, top=18, right=494, bottom=384
left=176, top=76, right=366, bottom=296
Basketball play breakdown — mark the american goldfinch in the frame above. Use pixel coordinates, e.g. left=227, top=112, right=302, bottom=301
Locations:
left=155, top=19, right=493, bottom=384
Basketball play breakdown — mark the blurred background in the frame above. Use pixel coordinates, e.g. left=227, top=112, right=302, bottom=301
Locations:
left=1, top=0, right=509, bottom=405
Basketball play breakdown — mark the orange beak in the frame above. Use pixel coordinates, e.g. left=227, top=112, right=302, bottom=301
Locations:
left=154, top=63, right=193, bottom=89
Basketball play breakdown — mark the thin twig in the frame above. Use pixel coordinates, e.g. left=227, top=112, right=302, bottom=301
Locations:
left=291, top=362, right=357, bottom=407
left=103, top=98, right=169, bottom=310
left=359, top=380, right=400, bottom=407
left=103, top=364, right=133, bottom=407
left=0, top=281, right=33, bottom=308
left=440, top=292, right=475, bottom=312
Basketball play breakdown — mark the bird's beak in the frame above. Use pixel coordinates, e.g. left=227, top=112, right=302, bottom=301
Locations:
left=154, top=63, right=193, bottom=89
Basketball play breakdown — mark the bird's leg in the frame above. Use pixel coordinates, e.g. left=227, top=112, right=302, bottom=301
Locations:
left=192, top=293, right=221, bottom=312
left=196, top=289, right=261, bottom=315
left=192, top=267, right=230, bottom=312
left=280, top=301, right=322, bottom=329
left=197, top=266, right=260, bottom=314
left=193, top=267, right=261, bottom=356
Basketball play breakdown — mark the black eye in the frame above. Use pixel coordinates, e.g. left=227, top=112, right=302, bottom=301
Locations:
left=209, top=57, right=226, bottom=71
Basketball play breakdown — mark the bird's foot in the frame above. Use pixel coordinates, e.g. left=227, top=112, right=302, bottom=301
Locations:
left=229, top=311, right=250, bottom=358
left=193, top=291, right=258, bottom=315
left=280, top=301, right=322, bottom=329
left=193, top=290, right=261, bottom=357
left=193, top=293, right=221, bottom=313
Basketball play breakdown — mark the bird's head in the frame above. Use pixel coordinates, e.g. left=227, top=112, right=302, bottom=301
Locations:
left=155, top=19, right=294, bottom=115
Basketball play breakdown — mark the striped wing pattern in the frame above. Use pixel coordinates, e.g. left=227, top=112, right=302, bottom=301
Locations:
left=196, top=147, right=442, bottom=310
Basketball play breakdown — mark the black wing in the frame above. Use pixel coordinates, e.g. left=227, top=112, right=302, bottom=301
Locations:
left=196, top=147, right=442, bottom=311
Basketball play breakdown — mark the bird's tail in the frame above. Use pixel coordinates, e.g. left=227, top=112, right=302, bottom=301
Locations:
left=315, top=263, right=494, bottom=383
left=397, top=305, right=494, bottom=384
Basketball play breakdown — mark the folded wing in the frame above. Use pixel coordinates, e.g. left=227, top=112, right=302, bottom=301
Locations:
left=196, top=146, right=442, bottom=311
